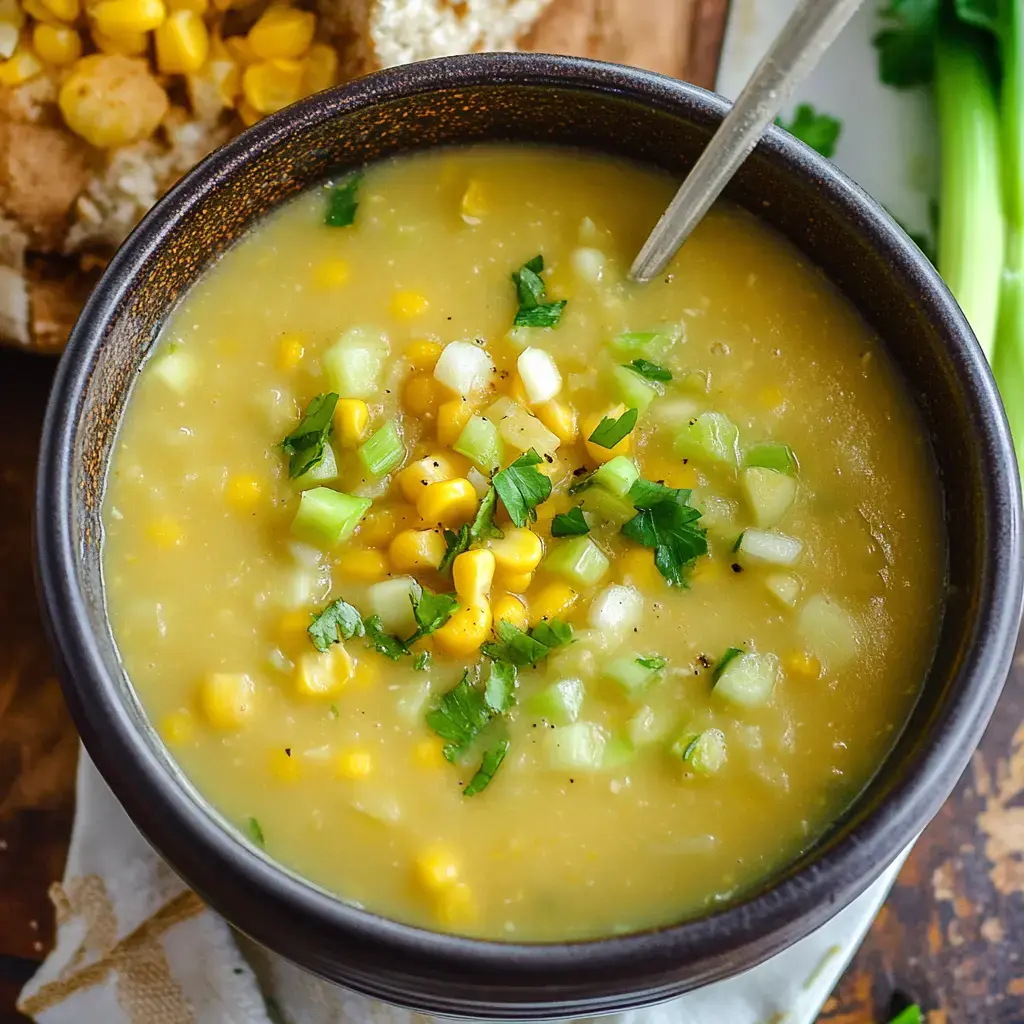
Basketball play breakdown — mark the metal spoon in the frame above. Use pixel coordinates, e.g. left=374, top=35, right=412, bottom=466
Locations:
left=630, top=0, right=864, bottom=283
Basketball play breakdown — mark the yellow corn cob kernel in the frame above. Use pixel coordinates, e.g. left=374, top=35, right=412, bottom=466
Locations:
left=92, top=0, right=166, bottom=35
left=487, top=528, right=544, bottom=575
left=275, top=331, right=304, bottom=370
left=301, top=40, right=336, bottom=95
left=0, top=24, right=19, bottom=62
left=155, top=8, right=208, bottom=74
left=418, top=478, right=478, bottom=527
left=146, top=515, right=183, bottom=548
left=389, top=528, right=446, bottom=573
left=0, top=45, right=43, bottom=85
left=356, top=507, right=397, bottom=546
left=311, top=258, right=349, bottom=289
left=160, top=708, right=194, bottom=746
left=437, top=398, right=473, bottom=447
left=168, top=0, right=206, bottom=12
left=223, top=33, right=257, bottom=64
left=641, top=453, right=697, bottom=490
left=39, top=0, right=80, bottom=20
left=187, top=51, right=240, bottom=118
left=390, top=289, right=429, bottom=319
left=498, top=570, right=533, bottom=594
left=530, top=581, right=579, bottom=624
left=784, top=651, right=822, bottom=680
left=492, top=594, right=528, bottom=633
left=90, top=26, right=148, bottom=55
left=225, top=472, right=261, bottom=509
left=198, top=672, right=255, bottom=730
left=32, top=23, right=81, bottom=64
left=402, top=373, right=443, bottom=420
left=536, top=399, right=578, bottom=444
left=453, top=549, right=495, bottom=605
left=618, top=547, right=659, bottom=589
left=337, top=547, right=387, bottom=581
left=242, top=57, right=303, bottom=115
left=406, top=340, right=442, bottom=371
left=294, top=646, right=353, bottom=698
left=277, top=609, right=309, bottom=638
left=269, top=746, right=300, bottom=782
left=59, top=55, right=169, bottom=148
left=21, top=0, right=56, bottom=23
left=414, top=846, right=460, bottom=892
left=351, top=657, right=380, bottom=689
left=508, top=375, right=530, bottom=406
left=435, top=881, right=478, bottom=927
left=434, top=603, right=491, bottom=657
left=335, top=749, right=373, bottom=779
left=0, top=0, right=25, bottom=30
left=412, top=736, right=446, bottom=769
left=397, top=452, right=464, bottom=503
left=247, top=3, right=314, bottom=60
left=460, top=179, right=487, bottom=222
left=330, top=397, right=368, bottom=449
left=583, top=404, right=633, bottom=465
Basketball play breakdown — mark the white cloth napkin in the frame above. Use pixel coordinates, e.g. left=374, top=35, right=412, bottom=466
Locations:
left=18, top=750, right=907, bottom=1024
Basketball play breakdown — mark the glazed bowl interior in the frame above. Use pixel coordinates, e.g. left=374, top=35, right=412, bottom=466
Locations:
left=36, top=54, right=1022, bottom=1018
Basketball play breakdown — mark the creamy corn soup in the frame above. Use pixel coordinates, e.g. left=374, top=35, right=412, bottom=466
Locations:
left=103, top=146, right=943, bottom=941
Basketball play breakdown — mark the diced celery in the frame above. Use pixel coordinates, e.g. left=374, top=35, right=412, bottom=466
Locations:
left=744, top=441, right=798, bottom=476
left=543, top=536, right=609, bottom=587
left=603, top=654, right=661, bottom=698
left=675, top=728, right=727, bottom=774
left=798, top=595, right=858, bottom=669
left=627, top=705, right=674, bottom=747
left=323, top=326, right=388, bottom=399
left=368, top=576, right=420, bottom=635
left=528, top=677, right=585, bottom=725
left=611, top=365, right=659, bottom=412
left=593, top=455, right=640, bottom=498
left=578, top=485, right=635, bottom=526
left=692, top=493, right=738, bottom=539
left=454, top=414, right=503, bottom=474
left=674, top=411, right=740, bottom=468
left=485, top=397, right=560, bottom=457
left=602, top=734, right=635, bottom=769
left=294, top=443, right=338, bottom=490
left=291, top=488, right=371, bottom=549
left=545, top=722, right=607, bottom=771
left=738, top=528, right=803, bottom=566
left=741, top=467, right=797, bottom=528
left=610, top=331, right=660, bottom=354
left=358, top=421, right=405, bottom=477
left=765, top=572, right=801, bottom=608
left=714, top=652, right=779, bottom=707
left=150, top=347, right=196, bottom=394
left=587, top=584, right=643, bottom=633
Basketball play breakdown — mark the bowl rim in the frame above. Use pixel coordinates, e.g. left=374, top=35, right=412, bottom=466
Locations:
left=35, top=50, right=1023, bottom=1006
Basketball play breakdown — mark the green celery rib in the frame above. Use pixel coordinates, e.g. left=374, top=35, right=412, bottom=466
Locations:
left=934, top=26, right=1006, bottom=358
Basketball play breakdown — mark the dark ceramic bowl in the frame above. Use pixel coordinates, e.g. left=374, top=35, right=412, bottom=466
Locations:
left=35, top=53, right=1023, bottom=1018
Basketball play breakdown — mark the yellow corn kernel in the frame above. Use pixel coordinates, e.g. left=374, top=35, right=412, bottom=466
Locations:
left=435, top=881, right=478, bottom=927
left=351, top=656, right=380, bottom=689
left=434, top=603, right=491, bottom=657
left=92, top=0, right=166, bottom=35
left=247, top=3, right=314, bottom=60
left=453, top=549, right=495, bottom=605
left=406, top=340, right=442, bottom=371
left=0, top=45, right=43, bottom=85
left=277, top=609, right=309, bottom=639
left=38, top=0, right=79, bottom=20
left=311, top=258, right=349, bottom=289
left=198, top=672, right=255, bottom=730
left=460, top=178, right=487, bottom=222
left=275, top=331, right=304, bottom=370
left=508, top=375, right=530, bottom=406
left=530, top=581, right=579, bottom=624
left=332, top=397, right=369, bottom=449
left=642, top=453, right=698, bottom=490
left=242, top=57, right=303, bottom=115
left=584, top=404, right=633, bottom=465
left=146, top=515, right=183, bottom=548
left=784, top=651, right=822, bottom=680
left=187, top=45, right=241, bottom=116
left=33, top=23, right=81, bottom=64
left=20, top=0, right=56, bottom=24
left=417, top=478, right=478, bottom=527
left=487, top=528, right=544, bottom=575
left=335, top=749, right=373, bottom=779
left=414, top=846, right=459, bottom=892
left=437, top=398, right=473, bottom=447
left=397, top=452, right=464, bottom=502
left=389, top=528, right=446, bottom=573
left=390, top=289, right=429, bottom=319
left=498, top=570, right=533, bottom=594
left=237, top=99, right=261, bottom=126
left=690, top=558, right=721, bottom=584
left=337, top=547, right=387, bottom=581
left=224, top=33, right=256, bottom=64
left=168, top=0, right=206, bottom=12
left=294, top=647, right=353, bottom=698
left=90, top=26, right=148, bottom=55
left=160, top=708, right=194, bottom=746
left=492, top=594, right=528, bottom=633
left=357, top=507, right=397, bottom=546
left=269, top=746, right=300, bottom=782
left=225, top=472, right=261, bottom=509
left=536, top=399, right=578, bottom=444
left=301, top=40, right=336, bottom=94
left=403, top=373, right=443, bottom=420
left=618, top=547, right=659, bottom=589
left=412, top=736, right=446, bottom=769
left=155, top=9, right=208, bottom=73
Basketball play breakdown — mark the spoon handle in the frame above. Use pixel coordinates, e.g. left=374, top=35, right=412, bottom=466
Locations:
left=630, top=0, right=864, bottom=283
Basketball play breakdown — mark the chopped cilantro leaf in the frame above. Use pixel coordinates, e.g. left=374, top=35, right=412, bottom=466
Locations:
left=588, top=408, right=639, bottom=449
left=413, top=651, right=431, bottom=672
left=511, top=254, right=567, bottom=328
left=629, top=478, right=691, bottom=507
left=621, top=477, right=707, bottom=586
left=484, top=660, right=517, bottom=713
left=482, top=618, right=573, bottom=667
left=246, top=816, right=265, bottom=847
left=438, top=525, right=470, bottom=574
left=713, top=646, right=744, bottom=681
left=530, top=619, right=573, bottom=649
left=886, top=1007, right=923, bottom=1024
left=567, top=471, right=594, bottom=495
left=426, top=670, right=494, bottom=762
left=493, top=449, right=552, bottom=527
left=406, top=589, right=459, bottom=645
left=363, top=615, right=408, bottom=660
left=307, top=597, right=364, bottom=652
left=775, top=104, right=842, bottom=159
left=637, top=654, right=667, bottom=671
left=280, top=393, right=338, bottom=478
left=551, top=506, right=590, bottom=537
left=515, top=302, right=568, bottom=328
left=872, top=0, right=936, bottom=89
left=470, top=485, right=503, bottom=541
left=329, top=703, right=339, bottom=718
left=624, top=358, right=673, bottom=383
left=324, top=172, right=363, bottom=227
left=463, top=738, right=510, bottom=797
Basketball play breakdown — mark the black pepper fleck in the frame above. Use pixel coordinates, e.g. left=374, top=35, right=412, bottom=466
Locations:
left=731, top=563, right=743, bottom=573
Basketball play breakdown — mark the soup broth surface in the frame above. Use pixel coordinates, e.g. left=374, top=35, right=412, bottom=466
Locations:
left=103, top=146, right=944, bottom=941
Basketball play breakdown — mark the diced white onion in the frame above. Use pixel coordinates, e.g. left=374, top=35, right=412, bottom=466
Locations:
left=434, top=340, right=495, bottom=396
left=798, top=595, right=859, bottom=669
left=368, top=577, right=420, bottom=636
left=587, top=584, right=643, bottom=633
left=517, top=347, right=562, bottom=404
left=765, top=572, right=801, bottom=607
left=467, top=466, right=490, bottom=498
left=150, top=348, right=196, bottom=395
left=571, top=247, right=606, bottom=285
left=738, top=528, right=804, bottom=566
